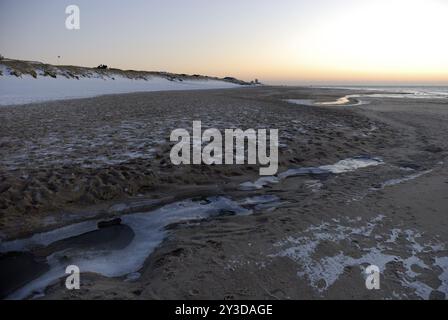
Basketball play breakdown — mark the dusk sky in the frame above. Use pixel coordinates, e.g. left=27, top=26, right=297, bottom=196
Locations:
left=1, top=0, right=448, bottom=84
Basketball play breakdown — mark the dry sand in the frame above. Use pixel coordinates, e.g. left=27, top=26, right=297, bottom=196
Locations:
left=0, top=87, right=447, bottom=299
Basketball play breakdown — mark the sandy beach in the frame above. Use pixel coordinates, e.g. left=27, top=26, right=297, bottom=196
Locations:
left=1, top=86, right=447, bottom=299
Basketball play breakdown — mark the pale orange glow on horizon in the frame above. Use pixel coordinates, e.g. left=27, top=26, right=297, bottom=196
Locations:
left=1, top=0, right=448, bottom=85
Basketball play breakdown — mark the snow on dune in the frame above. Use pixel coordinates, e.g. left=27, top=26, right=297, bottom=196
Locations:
left=0, top=74, right=242, bottom=106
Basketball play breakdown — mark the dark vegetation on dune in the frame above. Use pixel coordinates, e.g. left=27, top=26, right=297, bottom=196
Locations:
left=0, top=57, right=255, bottom=85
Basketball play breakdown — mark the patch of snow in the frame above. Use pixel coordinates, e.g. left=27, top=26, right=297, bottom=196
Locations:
left=2, top=192, right=285, bottom=300
left=379, top=170, right=433, bottom=188
left=240, top=156, right=383, bottom=190
left=239, top=176, right=279, bottom=191
left=319, top=157, right=383, bottom=174
left=0, top=74, right=243, bottom=106
left=435, top=257, right=448, bottom=294
left=271, top=216, right=447, bottom=299
left=2, top=196, right=251, bottom=299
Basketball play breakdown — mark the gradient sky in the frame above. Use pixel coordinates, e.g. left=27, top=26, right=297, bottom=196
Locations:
left=1, top=0, right=448, bottom=85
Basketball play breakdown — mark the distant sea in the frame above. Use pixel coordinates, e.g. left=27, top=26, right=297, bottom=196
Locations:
left=319, top=86, right=448, bottom=99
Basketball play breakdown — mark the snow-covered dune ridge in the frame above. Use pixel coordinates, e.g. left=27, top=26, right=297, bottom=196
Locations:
left=0, top=58, right=255, bottom=106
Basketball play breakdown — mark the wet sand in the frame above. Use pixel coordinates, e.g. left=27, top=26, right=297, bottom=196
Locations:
left=0, top=87, right=447, bottom=299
